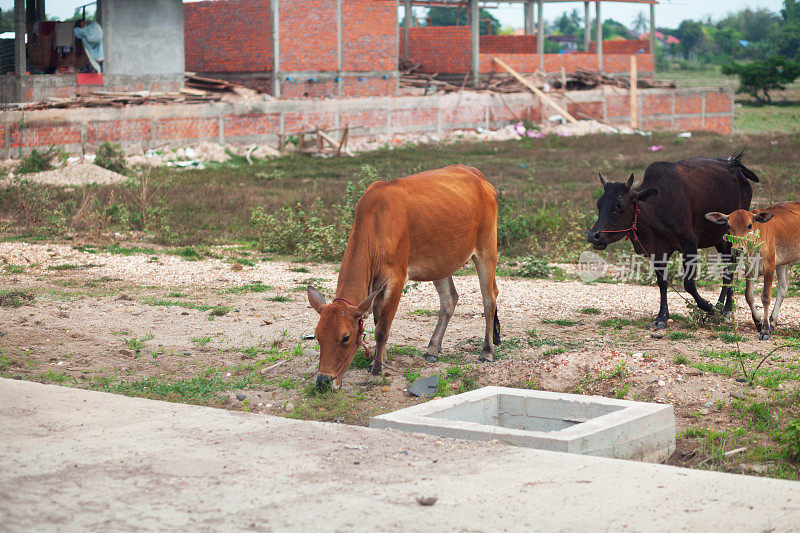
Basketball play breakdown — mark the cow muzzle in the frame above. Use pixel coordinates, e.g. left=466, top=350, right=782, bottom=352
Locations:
left=316, top=374, right=340, bottom=391
left=587, top=229, right=607, bottom=250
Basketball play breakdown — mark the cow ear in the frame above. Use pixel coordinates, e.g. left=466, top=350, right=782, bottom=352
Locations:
left=705, top=212, right=729, bottom=225
left=631, top=187, right=658, bottom=201
left=754, top=211, right=774, bottom=223
left=355, top=285, right=384, bottom=317
left=307, top=285, right=326, bottom=313
left=624, top=173, right=635, bottom=190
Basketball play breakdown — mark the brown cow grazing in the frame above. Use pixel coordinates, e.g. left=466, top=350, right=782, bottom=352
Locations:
left=307, top=164, right=500, bottom=389
left=706, top=201, right=800, bottom=340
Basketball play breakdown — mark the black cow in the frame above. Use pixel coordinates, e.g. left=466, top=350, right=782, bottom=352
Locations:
left=587, top=149, right=760, bottom=329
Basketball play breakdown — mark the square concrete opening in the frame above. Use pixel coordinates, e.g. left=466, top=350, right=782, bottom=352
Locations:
left=370, top=387, right=676, bottom=462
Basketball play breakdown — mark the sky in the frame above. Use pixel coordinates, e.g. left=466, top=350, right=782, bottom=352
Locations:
left=0, top=0, right=787, bottom=29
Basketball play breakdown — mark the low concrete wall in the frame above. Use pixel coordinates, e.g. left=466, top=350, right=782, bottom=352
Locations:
left=0, top=86, right=734, bottom=157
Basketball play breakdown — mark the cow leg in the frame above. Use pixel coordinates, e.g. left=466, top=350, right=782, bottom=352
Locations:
left=423, top=277, right=459, bottom=363
left=759, top=267, right=775, bottom=341
left=714, top=241, right=735, bottom=315
left=681, top=242, right=714, bottom=313
left=370, top=278, right=404, bottom=375
left=652, top=257, right=670, bottom=329
left=744, top=277, right=762, bottom=334
left=770, top=264, right=790, bottom=330
left=473, top=254, right=499, bottom=362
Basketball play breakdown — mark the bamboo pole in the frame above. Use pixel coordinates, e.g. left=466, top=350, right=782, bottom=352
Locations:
left=492, top=57, right=578, bottom=123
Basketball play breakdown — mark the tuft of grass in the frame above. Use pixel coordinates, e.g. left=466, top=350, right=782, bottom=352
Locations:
left=225, top=281, right=274, bottom=294
left=668, top=331, right=695, bottom=341
left=265, top=294, right=291, bottom=302
left=289, top=266, right=310, bottom=273
left=191, top=336, right=212, bottom=347
left=3, top=265, right=24, bottom=274
left=209, top=305, right=230, bottom=316
left=673, top=353, right=690, bottom=365
left=407, top=309, right=437, bottom=317
left=125, top=333, right=154, bottom=350
left=278, top=378, right=297, bottom=389
left=46, top=264, right=79, bottom=271
left=0, top=290, right=35, bottom=308
left=541, top=318, right=580, bottom=327
left=579, top=307, right=601, bottom=315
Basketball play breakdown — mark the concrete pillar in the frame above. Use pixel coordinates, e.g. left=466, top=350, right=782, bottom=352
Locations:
left=271, top=0, right=281, bottom=97
left=13, top=0, right=25, bottom=77
left=584, top=2, right=590, bottom=51
left=537, top=0, right=544, bottom=71
left=596, top=1, right=603, bottom=73
left=336, top=0, right=343, bottom=96
left=470, top=0, right=479, bottom=86
left=649, top=2, right=656, bottom=73
left=403, top=0, right=412, bottom=58
left=524, top=1, right=534, bottom=35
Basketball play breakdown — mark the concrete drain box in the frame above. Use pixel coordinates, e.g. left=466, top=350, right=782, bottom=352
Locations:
left=369, top=386, right=675, bottom=462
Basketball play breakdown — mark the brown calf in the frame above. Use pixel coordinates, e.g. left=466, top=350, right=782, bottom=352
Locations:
left=307, top=164, right=500, bottom=388
left=706, top=201, right=800, bottom=339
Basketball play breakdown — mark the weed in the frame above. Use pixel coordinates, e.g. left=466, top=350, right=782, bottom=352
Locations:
left=95, top=142, right=127, bottom=174
left=225, top=281, right=274, bottom=294
left=3, top=265, right=24, bottom=274
left=579, top=307, right=601, bottom=315
left=513, top=257, right=566, bottom=279
left=674, top=354, right=690, bottom=365
left=266, top=295, right=291, bottom=302
left=290, top=266, right=310, bottom=273
left=408, top=309, right=437, bottom=317
left=782, top=416, right=800, bottom=460
left=352, top=349, right=372, bottom=370
left=47, top=264, right=79, bottom=271
left=125, top=333, right=154, bottom=350
left=388, top=345, right=422, bottom=358
left=404, top=369, right=421, bottom=384
left=668, top=331, right=695, bottom=341
left=278, top=378, right=297, bottom=389
left=541, top=318, right=580, bottom=327
left=209, top=305, right=230, bottom=317
left=16, top=146, right=64, bottom=175
left=614, top=380, right=630, bottom=399
left=0, top=290, right=35, bottom=308
left=191, top=336, right=212, bottom=347
left=176, top=247, right=203, bottom=261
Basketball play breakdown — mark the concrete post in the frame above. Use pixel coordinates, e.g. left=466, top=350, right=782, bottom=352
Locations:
left=469, top=0, right=479, bottom=86
left=537, top=0, right=544, bottom=71
left=336, top=0, right=343, bottom=96
left=596, top=1, right=603, bottom=73
left=584, top=2, right=590, bottom=51
left=403, top=0, right=412, bottom=58
left=13, top=0, right=25, bottom=78
left=649, top=3, right=656, bottom=73
left=270, top=0, right=281, bottom=98
left=524, top=1, right=533, bottom=35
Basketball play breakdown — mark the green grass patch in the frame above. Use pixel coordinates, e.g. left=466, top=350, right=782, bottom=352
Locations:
left=579, top=307, right=601, bottom=315
left=224, top=281, right=275, bottom=294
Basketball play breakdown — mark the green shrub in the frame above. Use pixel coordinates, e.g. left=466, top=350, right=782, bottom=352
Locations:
left=16, top=146, right=64, bottom=175
left=783, top=416, right=800, bottom=460
left=722, top=57, right=800, bottom=103
left=514, top=257, right=565, bottom=279
left=250, top=165, right=380, bottom=260
left=95, top=141, right=128, bottom=174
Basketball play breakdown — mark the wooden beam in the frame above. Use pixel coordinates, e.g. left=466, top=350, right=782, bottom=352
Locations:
left=584, top=1, right=590, bottom=51
left=403, top=0, right=412, bottom=57
left=649, top=2, right=656, bottom=73
left=630, top=55, right=638, bottom=128
left=492, top=57, right=578, bottom=123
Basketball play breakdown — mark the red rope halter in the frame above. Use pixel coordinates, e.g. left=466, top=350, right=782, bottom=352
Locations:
left=600, top=204, right=650, bottom=258
left=330, top=297, right=374, bottom=382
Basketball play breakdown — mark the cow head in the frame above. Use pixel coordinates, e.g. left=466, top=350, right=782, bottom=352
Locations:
left=705, top=209, right=774, bottom=253
left=307, top=285, right=381, bottom=390
left=587, top=172, right=659, bottom=250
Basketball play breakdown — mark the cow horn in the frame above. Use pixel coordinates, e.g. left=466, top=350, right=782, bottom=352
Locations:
left=625, top=173, right=635, bottom=190
left=598, top=172, right=608, bottom=187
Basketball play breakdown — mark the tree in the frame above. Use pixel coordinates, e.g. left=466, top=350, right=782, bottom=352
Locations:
left=782, top=0, right=800, bottom=23
left=602, top=19, right=631, bottom=39
left=632, top=11, right=648, bottom=35
left=676, top=20, right=704, bottom=55
left=0, top=9, right=13, bottom=33
left=554, top=9, right=582, bottom=36
left=772, top=22, right=800, bottom=60
left=427, top=7, right=500, bottom=35
left=722, top=56, right=800, bottom=103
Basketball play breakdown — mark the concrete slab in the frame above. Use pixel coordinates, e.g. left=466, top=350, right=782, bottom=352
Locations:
left=1, top=378, right=799, bottom=532
left=370, top=387, right=676, bottom=462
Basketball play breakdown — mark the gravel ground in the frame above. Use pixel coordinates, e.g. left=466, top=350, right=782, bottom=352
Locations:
left=1, top=163, right=129, bottom=188
left=1, top=242, right=798, bottom=445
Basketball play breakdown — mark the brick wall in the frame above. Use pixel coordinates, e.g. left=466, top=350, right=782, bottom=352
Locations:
left=480, top=35, right=537, bottom=53
left=479, top=53, right=652, bottom=75
left=184, top=0, right=271, bottom=73
left=0, top=87, right=733, bottom=156
left=405, top=26, right=471, bottom=73
left=184, top=0, right=397, bottom=98
left=589, top=39, right=649, bottom=54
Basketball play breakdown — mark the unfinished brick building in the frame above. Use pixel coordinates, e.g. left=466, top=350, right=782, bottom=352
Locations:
left=184, top=0, right=398, bottom=98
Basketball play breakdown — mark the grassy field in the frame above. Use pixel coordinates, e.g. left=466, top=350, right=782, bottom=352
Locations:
left=657, top=65, right=800, bottom=134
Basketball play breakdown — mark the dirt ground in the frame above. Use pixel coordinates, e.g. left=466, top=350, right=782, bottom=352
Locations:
left=2, top=241, right=799, bottom=477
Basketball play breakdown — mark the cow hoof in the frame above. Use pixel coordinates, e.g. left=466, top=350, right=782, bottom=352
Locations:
left=423, top=353, right=439, bottom=363
left=479, top=352, right=494, bottom=363
left=651, top=320, right=667, bottom=330
left=759, top=332, right=771, bottom=341
left=369, top=363, right=382, bottom=375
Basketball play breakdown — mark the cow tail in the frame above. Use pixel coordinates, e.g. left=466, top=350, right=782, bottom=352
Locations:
left=728, top=147, right=760, bottom=183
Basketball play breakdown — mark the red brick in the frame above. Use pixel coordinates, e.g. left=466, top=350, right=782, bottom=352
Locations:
left=224, top=114, right=280, bottom=136
left=87, top=119, right=151, bottom=143
left=675, top=117, right=704, bottom=131
left=155, top=118, right=219, bottom=139
left=284, top=112, right=335, bottom=133
left=10, top=121, right=81, bottom=148
left=643, top=94, right=672, bottom=115
left=705, top=90, right=732, bottom=113
left=704, top=116, right=732, bottom=134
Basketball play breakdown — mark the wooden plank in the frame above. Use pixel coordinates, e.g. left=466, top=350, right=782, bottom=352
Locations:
left=492, top=57, right=578, bottom=123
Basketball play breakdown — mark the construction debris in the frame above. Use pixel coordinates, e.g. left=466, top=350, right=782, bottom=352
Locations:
left=1, top=162, right=128, bottom=188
